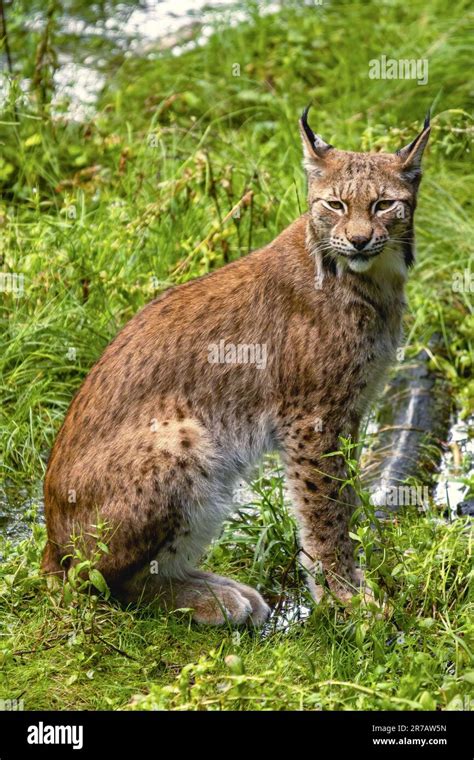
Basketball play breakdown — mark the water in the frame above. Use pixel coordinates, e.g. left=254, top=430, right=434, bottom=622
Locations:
left=434, top=415, right=474, bottom=518
left=1, top=0, right=278, bottom=120
left=53, top=0, right=245, bottom=120
left=0, top=484, right=44, bottom=544
left=361, top=345, right=452, bottom=512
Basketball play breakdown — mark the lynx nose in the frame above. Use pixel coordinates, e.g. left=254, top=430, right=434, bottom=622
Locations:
left=349, top=235, right=371, bottom=252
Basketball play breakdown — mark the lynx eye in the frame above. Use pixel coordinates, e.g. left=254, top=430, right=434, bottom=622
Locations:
left=324, top=200, right=344, bottom=211
left=375, top=199, right=396, bottom=212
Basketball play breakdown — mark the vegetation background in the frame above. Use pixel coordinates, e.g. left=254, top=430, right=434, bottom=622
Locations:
left=0, top=0, right=472, bottom=710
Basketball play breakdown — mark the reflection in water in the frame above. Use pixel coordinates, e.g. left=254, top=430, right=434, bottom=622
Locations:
left=1, top=1, right=273, bottom=120
left=263, top=593, right=313, bottom=636
left=53, top=0, right=244, bottom=119
left=0, top=484, right=44, bottom=544
left=434, top=415, right=473, bottom=518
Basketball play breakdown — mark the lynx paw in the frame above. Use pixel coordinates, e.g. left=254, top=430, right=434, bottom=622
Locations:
left=230, top=579, right=271, bottom=626
left=179, top=573, right=270, bottom=626
left=191, top=585, right=253, bottom=625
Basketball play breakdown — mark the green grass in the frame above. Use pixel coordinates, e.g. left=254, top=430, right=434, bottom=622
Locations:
left=1, top=498, right=473, bottom=710
left=0, top=0, right=473, bottom=710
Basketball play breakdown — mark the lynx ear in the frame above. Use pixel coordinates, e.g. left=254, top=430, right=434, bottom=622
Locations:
left=396, top=111, right=431, bottom=180
left=299, top=105, right=333, bottom=174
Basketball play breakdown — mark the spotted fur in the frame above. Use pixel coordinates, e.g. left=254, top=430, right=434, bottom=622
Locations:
left=42, top=110, right=430, bottom=624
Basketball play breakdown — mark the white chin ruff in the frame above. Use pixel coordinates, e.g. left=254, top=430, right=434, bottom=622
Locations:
left=347, top=256, right=374, bottom=273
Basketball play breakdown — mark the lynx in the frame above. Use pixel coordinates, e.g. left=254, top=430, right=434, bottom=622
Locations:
left=42, top=107, right=430, bottom=625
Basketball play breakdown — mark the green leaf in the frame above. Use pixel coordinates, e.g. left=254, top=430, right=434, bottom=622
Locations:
left=89, top=569, right=110, bottom=598
left=418, top=691, right=436, bottom=710
left=418, top=617, right=435, bottom=629
left=24, top=133, right=42, bottom=148
left=62, top=583, right=73, bottom=605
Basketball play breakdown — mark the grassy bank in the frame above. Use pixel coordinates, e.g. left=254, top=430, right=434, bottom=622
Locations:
left=1, top=502, right=473, bottom=710
left=0, top=0, right=473, bottom=710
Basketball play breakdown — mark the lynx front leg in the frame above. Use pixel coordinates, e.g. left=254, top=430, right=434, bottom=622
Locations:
left=282, top=416, right=363, bottom=604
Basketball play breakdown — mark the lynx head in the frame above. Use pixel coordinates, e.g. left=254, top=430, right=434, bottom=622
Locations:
left=300, top=106, right=430, bottom=276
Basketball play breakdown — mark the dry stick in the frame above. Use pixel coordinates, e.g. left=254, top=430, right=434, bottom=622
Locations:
left=247, top=189, right=254, bottom=254
left=316, top=680, right=419, bottom=708
left=0, top=0, right=13, bottom=73
left=32, top=0, right=60, bottom=112
left=93, top=634, right=139, bottom=661
left=171, top=190, right=254, bottom=276
left=13, top=637, right=69, bottom=656
left=371, top=424, right=429, bottom=435
left=206, top=152, right=231, bottom=264
left=205, top=151, right=222, bottom=223
left=0, top=0, right=18, bottom=122
left=271, top=546, right=303, bottom=622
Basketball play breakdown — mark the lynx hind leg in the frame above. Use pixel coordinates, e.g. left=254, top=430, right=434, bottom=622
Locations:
left=70, top=412, right=270, bottom=626
left=116, top=505, right=271, bottom=626
left=113, top=493, right=271, bottom=625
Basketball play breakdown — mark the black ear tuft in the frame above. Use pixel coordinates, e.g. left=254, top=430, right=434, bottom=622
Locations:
left=299, top=104, right=333, bottom=161
left=396, top=114, right=431, bottom=177
left=423, top=108, right=431, bottom=131
left=301, top=104, right=315, bottom=148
